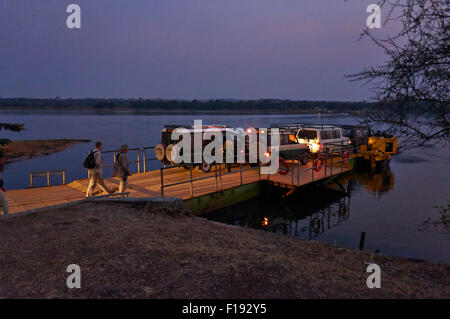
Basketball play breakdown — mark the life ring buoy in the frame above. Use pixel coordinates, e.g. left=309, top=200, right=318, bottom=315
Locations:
left=343, top=150, right=351, bottom=164
left=278, top=157, right=290, bottom=175
left=314, top=156, right=323, bottom=172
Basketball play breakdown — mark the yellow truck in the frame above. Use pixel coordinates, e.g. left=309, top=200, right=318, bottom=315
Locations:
left=341, top=125, right=399, bottom=168
left=360, top=137, right=398, bottom=167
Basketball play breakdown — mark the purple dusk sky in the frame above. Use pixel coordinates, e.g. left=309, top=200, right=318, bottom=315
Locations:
left=0, top=0, right=393, bottom=101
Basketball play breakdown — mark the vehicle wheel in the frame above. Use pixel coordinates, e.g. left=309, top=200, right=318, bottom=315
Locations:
left=154, top=143, right=166, bottom=161
left=199, top=162, right=212, bottom=173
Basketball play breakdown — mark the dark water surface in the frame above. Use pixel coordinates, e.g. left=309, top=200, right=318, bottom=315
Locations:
left=1, top=111, right=449, bottom=264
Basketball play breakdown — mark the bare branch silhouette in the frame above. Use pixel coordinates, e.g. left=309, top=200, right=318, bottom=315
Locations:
left=348, top=0, right=449, bottom=147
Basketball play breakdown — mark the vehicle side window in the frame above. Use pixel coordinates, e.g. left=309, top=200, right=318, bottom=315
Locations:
left=342, top=128, right=352, bottom=137
left=332, top=130, right=341, bottom=139
left=320, top=130, right=332, bottom=140
left=280, top=134, right=290, bottom=145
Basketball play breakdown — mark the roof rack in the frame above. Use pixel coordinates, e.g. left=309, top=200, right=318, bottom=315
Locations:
left=164, top=124, right=228, bottom=129
left=270, top=123, right=343, bottom=131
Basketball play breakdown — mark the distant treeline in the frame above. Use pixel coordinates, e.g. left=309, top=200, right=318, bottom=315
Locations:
left=0, top=98, right=375, bottom=113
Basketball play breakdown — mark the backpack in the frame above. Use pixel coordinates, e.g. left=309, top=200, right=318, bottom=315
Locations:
left=83, top=150, right=98, bottom=169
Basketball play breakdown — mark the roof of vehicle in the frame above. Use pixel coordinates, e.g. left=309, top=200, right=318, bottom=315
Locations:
left=270, top=123, right=344, bottom=131
left=162, top=125, right=237, bottom=133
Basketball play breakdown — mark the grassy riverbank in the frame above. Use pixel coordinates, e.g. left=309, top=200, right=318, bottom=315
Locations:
left=1, top=139, right=90, bottom=163
left=0, top=202, right=448, bottom=298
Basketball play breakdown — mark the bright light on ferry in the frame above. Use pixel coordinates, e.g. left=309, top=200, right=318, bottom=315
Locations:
left=309, top=141, right=320, bottom=153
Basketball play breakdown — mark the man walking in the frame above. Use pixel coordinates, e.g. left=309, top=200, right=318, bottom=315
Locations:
left=113, top=144, right=132, bottom=195
left=85, top=141, right=112, bottom=197
left=0, top=151, right=9, bottom=216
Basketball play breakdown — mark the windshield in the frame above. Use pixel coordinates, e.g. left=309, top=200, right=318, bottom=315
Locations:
left=297, top=129, right=318, bottom=140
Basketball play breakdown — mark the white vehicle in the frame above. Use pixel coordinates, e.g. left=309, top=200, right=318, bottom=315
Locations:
left=269, top=124, right=350, bottom=160
left=296, top=125, right=350, bottom=153
left=155, top=125, right=250, bottom=173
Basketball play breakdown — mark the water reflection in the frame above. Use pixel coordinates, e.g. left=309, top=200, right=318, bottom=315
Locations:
left=205, top=166, right=395, bottom=240
left=348, top=167, right=394, bottom=199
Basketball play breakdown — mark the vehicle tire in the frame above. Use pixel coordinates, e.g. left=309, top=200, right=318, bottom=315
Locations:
left=154, top=143, right=166, bottom=161
left=199, top=162, right=212, bottom=173
left=300, top=157, right=309, bottom=166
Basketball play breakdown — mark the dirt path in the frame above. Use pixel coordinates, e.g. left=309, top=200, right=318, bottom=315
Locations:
left=0, top=202, right=448, bottom=298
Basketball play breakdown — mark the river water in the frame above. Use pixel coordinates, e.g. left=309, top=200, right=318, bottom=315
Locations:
left=1, top=110, right=449, bottom=264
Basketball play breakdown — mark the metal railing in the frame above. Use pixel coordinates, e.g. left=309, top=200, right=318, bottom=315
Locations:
left=29, top=169, right=66, bottom=188
left=28, top=146, right=159, bottom=187
left=26, top=143, right=353, bottom=192
left=101, top=146, right=157, bottom=174
left=159, top=143, right=353, bottom=198
left=274, top=143, right=354, bottom=185
left=160, top=163, right=260, bottom=198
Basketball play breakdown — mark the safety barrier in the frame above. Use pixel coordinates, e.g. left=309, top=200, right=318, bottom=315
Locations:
left=29, top=169, right=66, bottom=188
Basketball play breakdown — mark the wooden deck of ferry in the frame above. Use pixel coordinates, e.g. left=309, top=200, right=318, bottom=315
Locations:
left=3, top=155, right=353, bottom=216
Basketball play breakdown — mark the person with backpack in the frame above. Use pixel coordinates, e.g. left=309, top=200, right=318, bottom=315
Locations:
left=0, top=150, right=9, bottom=216
left=84, top=141, right=112, bottom=197
left=113, top=144, right=132, bottom=195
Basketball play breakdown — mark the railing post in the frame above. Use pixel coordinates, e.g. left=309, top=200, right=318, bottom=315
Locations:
left=291, top=161, right=294, bottom=184
left=47, top=171, right=50, bottom=187
left=240, top=164, right=243, bottom=185
left=30, top=172, right=33, bottom=188
left=142, top=148, right=146, bottom=173
left=63, top=170, right=66, bottom=185
left=297, top=160, right=300, bottom=185
left=137, top=150, right=141, bottom=174
left=219, top=163, right=223, bottom=190
left=113, top=152, right=117, bottom=163
left=215, top=164, right=218, bottom=191
left=190, top=165, right=194, bottom=197
left=160, top=168, right=164, bottom=197
left=331, top=153, right=334, bottom=176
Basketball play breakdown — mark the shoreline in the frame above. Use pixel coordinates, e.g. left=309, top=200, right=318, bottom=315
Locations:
left=1, top=139, right=90, bottom=164
left=0, top=202, right=448, bottom=298
left=0, top=107, right=359, bottom=116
